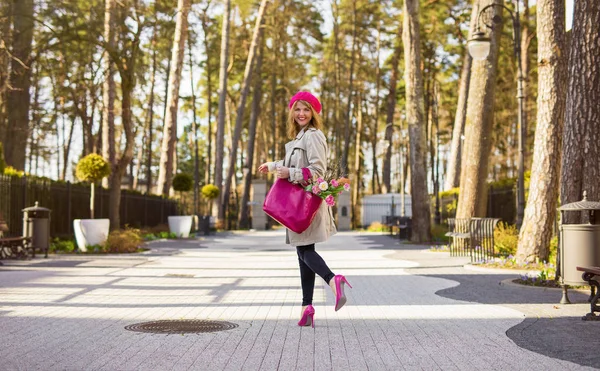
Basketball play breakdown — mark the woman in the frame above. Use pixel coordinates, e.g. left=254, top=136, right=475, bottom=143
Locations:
left=258, top=91, right=352, bottom=328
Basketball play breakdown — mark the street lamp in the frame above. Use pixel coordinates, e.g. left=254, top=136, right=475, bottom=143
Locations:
left=467, top=1, right=526, bottom=229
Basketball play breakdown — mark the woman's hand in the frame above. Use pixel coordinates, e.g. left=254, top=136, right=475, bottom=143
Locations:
left=258, top=163, right=270, bottom=174
left=276, top=166, right=290, bottom=179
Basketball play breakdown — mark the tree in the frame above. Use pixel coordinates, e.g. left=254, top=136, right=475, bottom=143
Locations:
left=5, top=0, right=33, bottom=170
left=560, top=0, right=600, bottom=224
left=444, top=5, right=478, bottom=191
left=220, top=0, right=268, bottom=222
left=340, top=0, right=358, bottom=174
left=102, top=0, right=116, bottom=188
left=104, top=1, right=147, bottom=231
left=382, top=35, right=401, bottom=194
left=214, top=0, right=231, bottom=217
left=157, top=0, right=192, bottom=196
left=0, top=141, right=6, bottom=173
left=402, top=0, right=431, bottom=242
left=239, top=31, right=264, bottom=230
left=0, top=0, right=11, bottom=144
left=456, top=0, right=503, bottom=219
left=76, top=154, right=111, bottom=219
left=173, top=172, right=193, bottom=212
left=515, top=0, right=567, bottom=264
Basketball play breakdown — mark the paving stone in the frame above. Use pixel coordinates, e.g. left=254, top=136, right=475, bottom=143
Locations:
left=0, top=231, right=597, bottom=370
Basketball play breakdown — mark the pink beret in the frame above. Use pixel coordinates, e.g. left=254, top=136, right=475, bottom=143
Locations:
left=288, top=91, right=322, bottom=114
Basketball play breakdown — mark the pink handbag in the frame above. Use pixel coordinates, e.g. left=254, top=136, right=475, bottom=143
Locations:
left=263, top=178, right=322, bottom=234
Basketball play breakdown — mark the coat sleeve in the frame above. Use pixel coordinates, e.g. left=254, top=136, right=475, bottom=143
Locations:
left=303, top=130, right=327, bottom=179
left=266, top=160, right=284, bottom=172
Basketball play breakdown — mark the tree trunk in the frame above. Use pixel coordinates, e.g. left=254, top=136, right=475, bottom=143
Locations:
left=157, top=0, right=191, bottom=196
left=403, top=0, right=431, bottom=243
left=0, top=0, right=11, bottom=145
left=107, top=4, right=144, bottom=231
left=214, top=0, right=231, bottom=211
left=5, top=0, right=33, bottom=170
left=200, top=6, right=213, bottom=186
left=371, top=23, right=382, bottom=194
left=515, top=0, right=567, bottom=264
left=445, top=49, right=472, bottom=190
left=382, top=35, right=401, bottom=194
left=456, top=0, right=503, bottom=219
left=221, top=0, right=268, bottom=222
left=560, top=0, right=600, bottom=224
left=341, top=0, right=357, bottom=175
left=352, top=95, right=363, bottom=229
left=101, top=0, right=116, bottom=188
left=239, top=35, right=264, bottom=230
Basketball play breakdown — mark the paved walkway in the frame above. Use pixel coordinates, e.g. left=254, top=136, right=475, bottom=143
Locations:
left=0, top=231, right=598, bottom=370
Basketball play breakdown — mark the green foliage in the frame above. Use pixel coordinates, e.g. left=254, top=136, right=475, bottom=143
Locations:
left=201, top=184, right=220, bottom=200
left=172, top=173, right=194, bottom=192
left=158, top=231, right=178, bottom=239
left=49, top=238, right=76, bottom=253
left=75, top=154, right=110, bottom=183
left=439, top=187, right=459, bottom=199
left=0, top=142, right=5, bottom=173
left=494, top=222, right=519, bottom=257
left=367, top=221, right=385, bottom=232
left=431, top=224, right=450, bottom=243
left=3, top=166, right=24, bottom=177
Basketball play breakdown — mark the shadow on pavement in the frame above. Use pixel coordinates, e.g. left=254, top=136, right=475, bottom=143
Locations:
left=429, top=273, right=590, bottom=305
left=506, top=316, right=600, bottom=368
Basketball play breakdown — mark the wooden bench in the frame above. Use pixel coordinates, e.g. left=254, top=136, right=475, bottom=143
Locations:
left=0, top=218, right=33, bottom=265
left=576, top=266, right=600, bottom=321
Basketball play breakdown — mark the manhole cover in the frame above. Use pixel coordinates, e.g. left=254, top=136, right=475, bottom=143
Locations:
left=125, top=320, right=238, bottom=334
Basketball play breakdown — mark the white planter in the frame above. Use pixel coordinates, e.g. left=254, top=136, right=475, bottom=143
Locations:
left=168, top=216, right=193, bottom=238
left=73, top=219, right=110, bottom=252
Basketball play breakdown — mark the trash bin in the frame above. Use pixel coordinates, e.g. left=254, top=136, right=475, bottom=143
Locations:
left=201, top=215, right=211, bottom=236
left=558, top=192, right=600, bottom=286
left=22, top=202, right=51, bottom=258
left=398, top=217, right=412, bottom=240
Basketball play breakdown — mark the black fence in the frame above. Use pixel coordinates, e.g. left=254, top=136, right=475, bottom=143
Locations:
left=0, top=175, right=180, bottom=238
left=438, top=185, right=517, bottom=224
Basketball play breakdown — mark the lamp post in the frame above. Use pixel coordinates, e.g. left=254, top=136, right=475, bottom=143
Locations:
left=467, top=1, right=525, bottom=229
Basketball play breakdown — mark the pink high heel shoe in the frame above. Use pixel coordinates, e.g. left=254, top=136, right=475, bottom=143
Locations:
left=298, top=305, right=315, bottom=328
left=333, top=275, right=352, bottom=311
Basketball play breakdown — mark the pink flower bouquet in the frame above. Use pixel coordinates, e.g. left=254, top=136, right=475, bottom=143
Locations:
left=304, top=177, right=350, bottom=207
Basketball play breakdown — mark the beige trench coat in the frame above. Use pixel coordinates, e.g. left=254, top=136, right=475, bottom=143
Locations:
left=267, top=127, right=337, bottom=246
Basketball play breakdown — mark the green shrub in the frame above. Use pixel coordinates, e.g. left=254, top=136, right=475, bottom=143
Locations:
left=494, top=222, right=519, bottom=257
left=431, top=224, right=450, bottom=243
left=548, top=235, right=558, bottom=265
left=173, top=173, right=194, bottom=192
left=104, top=228, right=143, bottom=253
left=201, top=184, right=220, bottom=200
left=85, top=244, right=106, bottom=253
left=367, top=221, right=385, bottom=232
left=158, top=231, right=178, bottom=239
left=4, top=166, right=24, bottom=177
left=50, top=238, right=76, bottom=253
left=75, top=153, right=110, bottom=182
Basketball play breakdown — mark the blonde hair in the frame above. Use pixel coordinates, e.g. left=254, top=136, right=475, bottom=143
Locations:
left=286, top=100, right=323, bottom=139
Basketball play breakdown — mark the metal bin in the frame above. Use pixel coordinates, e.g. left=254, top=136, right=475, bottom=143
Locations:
left=22, top=202, right=51, bottom=258
left=558, top=192, right=600, bottom=286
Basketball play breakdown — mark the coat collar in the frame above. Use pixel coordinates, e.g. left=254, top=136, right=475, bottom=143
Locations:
left=295, top=126, right=316, bottom=140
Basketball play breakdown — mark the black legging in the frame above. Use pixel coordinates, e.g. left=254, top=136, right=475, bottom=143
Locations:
left=296, top=244, right=335, bottom=306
